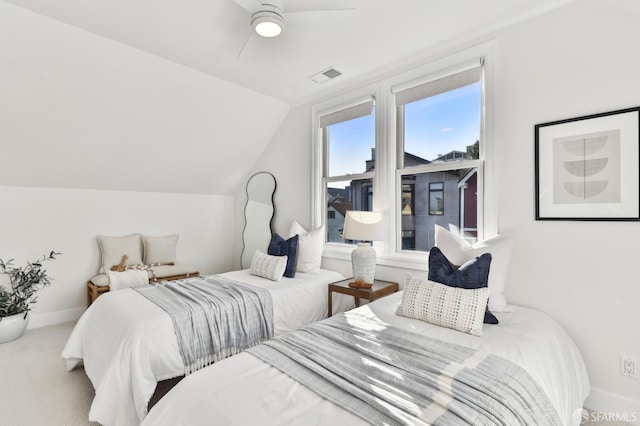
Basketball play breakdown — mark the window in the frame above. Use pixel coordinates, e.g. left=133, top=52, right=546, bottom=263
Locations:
left=429, top=182, right=444, bottom=215
left=320, top=97, right=376, bottom=244
left=313, top=49, right=490, bottom=264
left=395, top=64, right=482, bottom=251
left=401, top=183, right=416, bottom=249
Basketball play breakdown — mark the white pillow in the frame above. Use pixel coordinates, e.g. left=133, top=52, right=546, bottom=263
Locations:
left=250, top=250, right=287, bottom=282
left=396, top=273, right=487, bottom=336
left=143, top=235, right=179, bottom=265
left=106, top=270, right=150, bottom=291
left=289, top=220, right=324, bottom=274
left=97, top=234, right=144, bottom=273
left=434, top=225, right=513, bottom=312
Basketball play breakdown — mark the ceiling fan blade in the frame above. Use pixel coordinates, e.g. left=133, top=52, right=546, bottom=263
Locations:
left=284, top=7, right=355, bottom=14
left=283, top=0, right=355, bottom=14
left=236, top=30, right=254, bottom=61
left=232, top=0, right=262, bottom=13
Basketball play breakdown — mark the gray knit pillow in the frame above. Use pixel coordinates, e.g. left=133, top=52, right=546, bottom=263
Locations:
left=250, top=250, right=287, bottom=282
left=396, top=273, right=488, bottom=336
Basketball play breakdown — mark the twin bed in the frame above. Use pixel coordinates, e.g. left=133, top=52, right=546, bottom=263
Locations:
left=142, top=291, right=590, bottom=425
left=62, top=268, right=351, bottom=426
left=64, top=251, right=590, bottom=426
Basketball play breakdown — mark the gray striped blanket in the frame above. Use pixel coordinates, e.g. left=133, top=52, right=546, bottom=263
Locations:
left=135, top=275, right=273, bottom=374
left=248, top=312, right=561, bottom=426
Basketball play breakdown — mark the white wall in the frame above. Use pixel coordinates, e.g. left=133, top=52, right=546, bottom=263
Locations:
left=234, top=105, right=315, bottom=265
left=0, top=186, right=236, bottom=328
left=0, top=2, right=269, bottom=329
left=244, top=0, right=640, bottom=417
left=495, top=0, right=640, bottom=416
left=0, top=1, right=289, bottom=195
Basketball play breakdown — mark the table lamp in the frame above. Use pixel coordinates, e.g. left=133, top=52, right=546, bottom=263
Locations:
left=342, top=210, right=383, bottom=284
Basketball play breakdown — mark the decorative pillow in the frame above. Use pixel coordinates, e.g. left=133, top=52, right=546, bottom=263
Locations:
left=428, top=246, right=492, bottom=289
left=289, top=220, right=324, bottom=274
left=428, top=247, right=498, bottom=324
left=106, top=270, right=150, bottom=291
left=250, top=250, right=287, bottom=282
left=97, top=234, right=143, bottom=273
left=268, top=233, right=298, bottom=278
left=434, top=225, right=513, bottom=312
left=396, top=274, right=488, bottom=336
left=143, top=235, right=178, bottom=265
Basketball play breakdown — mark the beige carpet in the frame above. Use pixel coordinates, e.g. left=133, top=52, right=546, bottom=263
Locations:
left=0, top=321, right=97, bottom=426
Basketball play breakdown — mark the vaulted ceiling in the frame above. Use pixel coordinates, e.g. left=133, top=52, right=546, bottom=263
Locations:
left=4, top=0, right=572, bottom=105
left=0, top=0, right=572, bottom=195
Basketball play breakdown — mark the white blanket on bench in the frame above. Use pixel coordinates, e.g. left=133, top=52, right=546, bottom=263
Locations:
left=106, top=269, right=149, bottom=290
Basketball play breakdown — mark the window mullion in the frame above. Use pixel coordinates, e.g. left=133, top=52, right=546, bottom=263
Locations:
left=398, top=159, right=481, bottom=177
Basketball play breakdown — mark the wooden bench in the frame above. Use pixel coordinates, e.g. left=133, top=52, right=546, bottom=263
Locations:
left=86, top=271, right=200, bottom=307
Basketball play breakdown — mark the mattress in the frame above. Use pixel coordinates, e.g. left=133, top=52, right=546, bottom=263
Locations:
left=62, top=268, right=350, bottom=426
left=142, top=291, right=590, bottom=426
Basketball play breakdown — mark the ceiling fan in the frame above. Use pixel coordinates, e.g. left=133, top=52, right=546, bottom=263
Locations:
left=232, top=0, right=355, bottom=59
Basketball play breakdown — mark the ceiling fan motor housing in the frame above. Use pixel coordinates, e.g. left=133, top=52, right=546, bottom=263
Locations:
left=251, top=6, right=285, bottom=37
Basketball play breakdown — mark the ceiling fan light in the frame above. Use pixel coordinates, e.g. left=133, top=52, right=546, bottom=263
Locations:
left=255, top=21, right=282, bottom=37
left=251, top=10, right=285, bottom=37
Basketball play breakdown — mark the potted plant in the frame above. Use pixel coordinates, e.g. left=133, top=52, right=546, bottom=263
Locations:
left=0, top=251, right=60, bottom=343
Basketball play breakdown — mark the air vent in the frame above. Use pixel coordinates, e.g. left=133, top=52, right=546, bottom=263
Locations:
left=309, top=67, right=343, bottom=84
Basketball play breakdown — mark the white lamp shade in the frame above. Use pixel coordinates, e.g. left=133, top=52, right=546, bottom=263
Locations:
left=343, top=211, right=383, bottom=242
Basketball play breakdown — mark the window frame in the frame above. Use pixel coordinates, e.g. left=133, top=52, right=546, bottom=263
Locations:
left=312, top=42, right=496, bottom=270
left=312, top=90, right=379, bottom=250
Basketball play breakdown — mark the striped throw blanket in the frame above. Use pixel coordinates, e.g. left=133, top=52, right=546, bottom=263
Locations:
left=135, top=275, right=273, bottom=374
left=248, top=312, right=561, bottom=426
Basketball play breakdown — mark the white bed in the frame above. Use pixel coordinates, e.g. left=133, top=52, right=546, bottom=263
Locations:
left=62, top=268, right=351, bottom=426
left=143, top=291, right=590, bottom=426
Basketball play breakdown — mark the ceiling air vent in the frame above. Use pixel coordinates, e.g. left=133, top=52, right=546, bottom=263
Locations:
left=309, top=67, right=342, bottom=84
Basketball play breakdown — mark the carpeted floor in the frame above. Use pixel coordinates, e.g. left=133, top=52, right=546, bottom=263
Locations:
left=0, top=321, right=97, bottom=426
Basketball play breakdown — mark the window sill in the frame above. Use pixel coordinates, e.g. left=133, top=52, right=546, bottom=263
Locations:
left=377, top=252, right=428, bottom=271
left=322, top=244, right=428, bottom=272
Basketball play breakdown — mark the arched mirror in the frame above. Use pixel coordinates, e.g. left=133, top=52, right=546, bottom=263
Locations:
left=241, top=172, right=276, bottom=269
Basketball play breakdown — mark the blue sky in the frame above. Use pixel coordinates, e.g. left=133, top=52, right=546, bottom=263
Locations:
left=328, top=83, right=481, bottom=177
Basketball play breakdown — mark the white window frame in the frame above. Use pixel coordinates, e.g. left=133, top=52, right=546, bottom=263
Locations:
left=312, top=42, right=496, bottom=270
left=393, top=59, right=484, bottom=253
left=311, top=87, right=380, bottom=257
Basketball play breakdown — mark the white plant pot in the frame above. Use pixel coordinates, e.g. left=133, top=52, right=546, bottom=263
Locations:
left=0, top=312, right=29, bottom=344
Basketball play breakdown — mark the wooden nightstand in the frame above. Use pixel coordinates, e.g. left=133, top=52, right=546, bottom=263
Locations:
left=328, top=278, right=399, bottom=317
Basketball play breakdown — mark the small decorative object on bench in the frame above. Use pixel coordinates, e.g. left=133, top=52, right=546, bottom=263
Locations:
left=110, top=254, right=128, bottom=272
left=87, top=234, right=199, bottom=306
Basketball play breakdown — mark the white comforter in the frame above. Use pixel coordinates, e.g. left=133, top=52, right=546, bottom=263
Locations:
left=62, top=269, right=351, bottom=426
left=143, top=291, right=590, bottom=426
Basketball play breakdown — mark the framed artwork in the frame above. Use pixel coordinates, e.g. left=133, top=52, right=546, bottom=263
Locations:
left=535, top=106, right=640, bottom=221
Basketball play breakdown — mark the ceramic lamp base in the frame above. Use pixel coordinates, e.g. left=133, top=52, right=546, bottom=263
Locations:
left=351, top=242, right=376, bottom=284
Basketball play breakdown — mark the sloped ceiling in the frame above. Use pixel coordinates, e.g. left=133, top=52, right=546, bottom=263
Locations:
left=0, top=1, right=289, bottom=195
left=3, top=0, right=573, bottom=105
left=0, top=0, right=572, bottom=195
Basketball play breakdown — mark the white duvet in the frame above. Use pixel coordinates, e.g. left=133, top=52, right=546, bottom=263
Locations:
left=143, top=291, right=590, bottom=426
left=62, top=269, right=351, bottom=426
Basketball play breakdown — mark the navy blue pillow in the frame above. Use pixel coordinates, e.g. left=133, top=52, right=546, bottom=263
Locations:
left=428, top=246, right=498, bottom=324
left=267, top=233, right=299, bottom=278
